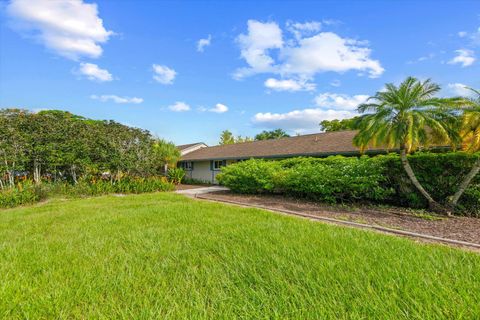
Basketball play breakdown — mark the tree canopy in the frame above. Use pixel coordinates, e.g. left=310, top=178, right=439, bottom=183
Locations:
left=0, top=109, right=178, bottom=187
left=219, top=130, right=253, bottom=145
left=319, top=117, right=359, bottom=132
left=352, top=77, right=467, bottom=213
left=254, top=129, right=290, bottom=140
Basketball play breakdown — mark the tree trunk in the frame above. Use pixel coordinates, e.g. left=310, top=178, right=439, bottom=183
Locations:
left=400, top=148, right=446, bottom=214
left=71, top=165, right=78, bottom=184
left=448, top=157, right=480, bottom=209
left=33, top=160, right=41, bottom=184
left=7, top=170, right=14, bottom=187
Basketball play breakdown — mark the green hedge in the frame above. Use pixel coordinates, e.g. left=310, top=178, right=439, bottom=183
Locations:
left=217, top=153, right=480, bottom=216
left=0, top=177, right=175, bottom=209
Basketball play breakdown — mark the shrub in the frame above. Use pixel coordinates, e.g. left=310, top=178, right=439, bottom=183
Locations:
left=278, top=156, right=393, bottom=203
left=0, top=177, right=175, bottom=209
left=182, top=177, right=211, bottom=185
left=167, top=168, right=185, bottom=185
left=75, top=177, right=175, bottom=195
left=380, top=152, right=480, bottom=215
left=216, top=159, right=281, bottom=193
left=217, top=153, right=480, bottom=215
left=0, top=181, right=48, bottom=208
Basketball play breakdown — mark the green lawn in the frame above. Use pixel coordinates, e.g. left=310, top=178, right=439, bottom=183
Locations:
left=0, top=193, right=479, bottom=319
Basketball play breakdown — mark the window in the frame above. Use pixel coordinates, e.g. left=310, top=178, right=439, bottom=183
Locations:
left=181, top=161, right=193, bottom=170
left=212, top=160, right=226, bottom=171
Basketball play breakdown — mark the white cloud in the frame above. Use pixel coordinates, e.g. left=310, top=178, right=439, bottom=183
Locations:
left=234, top=20, right=384, bottom=80
left=198, top=103, right=229, bottom=113
left=168, top=101, right=190, bottom=112
left=286, top=21, right=322, bottom=40
left=447, top=83, right=474, bottom=97
left=252, top=91, right=368, bottom=131
left=253, top=108, right=355, bottom=131
left=6, top=0, right=113, bottom=60
left=152, top=64, right=177, bottom=84
left=314, top=93, right=369, bottom=110
left=264, top=78, right=315, bottom=92
left=197, top=35, right=212, bottom=52
left=281, top=32, right=384, bottom=78
left=448, top=49, right=475, bottom=67
left=458, top=31, right=468, bottom=38
left=234, top=20, right=284, bottom=79
left=209, top=103, right=228, bottom=113
left=78, top=62, right=112, bottom=82
left=90, top=94, right=143, bottom=104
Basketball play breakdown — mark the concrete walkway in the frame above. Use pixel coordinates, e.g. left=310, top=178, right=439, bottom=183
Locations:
left=175, top=186, right=229, bottom=196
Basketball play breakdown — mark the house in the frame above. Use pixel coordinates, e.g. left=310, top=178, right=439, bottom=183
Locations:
left=177, top=142, right=207, bottom=156
left=178, top=130, right=386, bottom=184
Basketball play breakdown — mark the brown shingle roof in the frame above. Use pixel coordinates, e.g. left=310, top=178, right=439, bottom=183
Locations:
left=181, top=130, right=384, bottom=161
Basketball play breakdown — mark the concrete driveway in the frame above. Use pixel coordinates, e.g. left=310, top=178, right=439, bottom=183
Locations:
left=175, top=186, right=229, bottom=196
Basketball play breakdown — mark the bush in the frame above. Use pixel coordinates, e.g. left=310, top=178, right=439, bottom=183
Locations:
left=0, top=183, right=40, bottom=208
left=217, top=152, right=480, bottom=215
left=0, top=177, right=175, bottom=209
left=216, top=159, right=282, bottom=193
left=278, top=156, right=393, bottom=203
left=167, top=168, right=185, bottom=185
left=380, top=153, right=480, bottom=214
left=182, top=177, right=211, bottom=185
left=73, top=176, right=175, bottom=195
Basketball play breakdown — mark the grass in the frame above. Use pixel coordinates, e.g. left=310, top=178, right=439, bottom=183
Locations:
left=0, top=193, right=479, bottom=319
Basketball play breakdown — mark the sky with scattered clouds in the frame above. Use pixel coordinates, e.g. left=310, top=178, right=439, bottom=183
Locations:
left=0, top=0, right=479, bottom=144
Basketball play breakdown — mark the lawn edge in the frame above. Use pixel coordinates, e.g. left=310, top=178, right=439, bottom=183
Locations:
left=194, top=194, right=480, bottom=251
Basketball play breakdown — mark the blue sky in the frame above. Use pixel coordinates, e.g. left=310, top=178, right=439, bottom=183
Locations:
left=0, top=0, right=479, bottom=145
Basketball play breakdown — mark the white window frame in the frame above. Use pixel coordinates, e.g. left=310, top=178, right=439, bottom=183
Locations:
left=213, top=160, right=224, bottom=171
left=184, top=161, right=193, bottom=171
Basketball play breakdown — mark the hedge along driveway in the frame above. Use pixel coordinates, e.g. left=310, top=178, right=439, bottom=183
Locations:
left=0, top=193, right=479, bottom=318
left=217, top=152, right=480, bottom=215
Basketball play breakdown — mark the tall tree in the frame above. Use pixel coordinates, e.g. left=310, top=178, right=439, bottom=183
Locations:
left=254, top=129, right=290, bottom=140
left=0, top=109, right=171, bottom=186
left=320, top=117, right=359, bottom=132
left=448, top=87, right=480, bottom=209
left=0, top=109, right=29, bottom=187
left=353, top=77, right=462, bottom=213
left=219, top=130, right=235, bottom=145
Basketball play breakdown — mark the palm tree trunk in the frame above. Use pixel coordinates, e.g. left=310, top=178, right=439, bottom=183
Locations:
left=448, top=157, right=480, bottom=208
left=400, top=148, right=445, bottom=213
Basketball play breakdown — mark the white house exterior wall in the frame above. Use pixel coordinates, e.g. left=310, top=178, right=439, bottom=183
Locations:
left=190, top=161, right=213, bottom=183
left=183, top=159, right=238, bottom=184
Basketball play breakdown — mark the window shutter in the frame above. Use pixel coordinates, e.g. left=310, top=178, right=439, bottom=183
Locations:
left=210, top=161, right=213, bottom=171
left=191, top=162, right=194, bottom=170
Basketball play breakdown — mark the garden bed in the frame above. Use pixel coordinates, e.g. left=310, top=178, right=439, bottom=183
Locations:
left=199, top=191, right=480, bottom=245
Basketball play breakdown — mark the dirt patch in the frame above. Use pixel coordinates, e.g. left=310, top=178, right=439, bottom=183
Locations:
left=199, top=191, right=480, bottom=246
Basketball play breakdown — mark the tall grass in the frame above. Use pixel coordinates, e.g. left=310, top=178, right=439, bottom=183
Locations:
left=0, top=177, right=174, bottom=208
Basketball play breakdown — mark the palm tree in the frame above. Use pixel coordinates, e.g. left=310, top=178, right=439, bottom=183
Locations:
left=353, top=77, right=462, bottom=213
left=448, top=87, right=480, bottom=209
